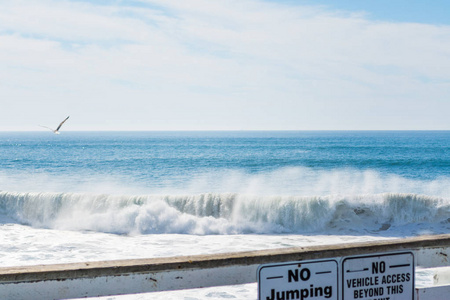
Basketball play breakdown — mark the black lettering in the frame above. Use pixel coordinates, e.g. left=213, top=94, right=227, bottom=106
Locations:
left=314, top=285, right=323, bottom=297
left=267, top=285, right=333, bottom=300
left=387, top=284, right=404, bottom=295
left=300, top=288, right=308, bottom=300
left=347, top=279, right=352, bottom=288
left=286, top=290, right=299, bottom=300
left=288, top=268, right=310, bottom=282
left=372, top=262, right=379, bottom=274
left=372, top=261, right=386, bottom=274
left=288, top=269, right=298, bottom=282
left=380, top=261, right=386, bottom=273
left=356, top=278, right=362, bottom=287
left=267, top=288, right=275, bottom=300
left=300, top=268, right=311, bottom=281
left=324, top=286, right=332, bottom=298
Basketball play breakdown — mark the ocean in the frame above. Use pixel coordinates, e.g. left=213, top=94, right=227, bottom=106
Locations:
left=0, top=131, right=449, bottom=299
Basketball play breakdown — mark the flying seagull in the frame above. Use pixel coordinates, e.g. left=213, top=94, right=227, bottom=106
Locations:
left=40, top=116, right=70, bottom=134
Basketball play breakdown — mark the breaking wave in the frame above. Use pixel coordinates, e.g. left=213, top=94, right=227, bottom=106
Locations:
left=0, top=191, right=448, bottom=235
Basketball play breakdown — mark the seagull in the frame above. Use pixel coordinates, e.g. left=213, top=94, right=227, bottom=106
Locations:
left=40, top=116, right=70, bottom=134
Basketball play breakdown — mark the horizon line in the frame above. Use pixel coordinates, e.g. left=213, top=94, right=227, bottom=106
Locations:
left=1, top=129, right=449, bottom=132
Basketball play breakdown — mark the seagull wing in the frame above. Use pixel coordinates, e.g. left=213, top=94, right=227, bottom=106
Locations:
left=39, top=125, right=55, bottom=132
left=55, top=116, right=70, bottom=131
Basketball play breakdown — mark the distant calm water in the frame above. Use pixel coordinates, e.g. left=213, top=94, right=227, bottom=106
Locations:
left=1, top=130, right=449, bottom=185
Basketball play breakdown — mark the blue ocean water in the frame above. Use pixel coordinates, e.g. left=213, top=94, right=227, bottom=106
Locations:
left=0, top=131, right=449, bottom=235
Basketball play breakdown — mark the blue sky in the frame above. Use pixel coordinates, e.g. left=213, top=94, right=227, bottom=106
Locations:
left=0, top=0, right=449, bottom=131
left=290, top=0, right=450, bottom=25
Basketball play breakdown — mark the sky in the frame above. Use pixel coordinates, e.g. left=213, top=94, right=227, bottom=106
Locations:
left=1, top=0, right=449, bottom=131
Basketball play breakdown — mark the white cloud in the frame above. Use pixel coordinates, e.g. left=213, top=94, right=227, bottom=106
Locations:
left=0, top=0, right=449, bottom=130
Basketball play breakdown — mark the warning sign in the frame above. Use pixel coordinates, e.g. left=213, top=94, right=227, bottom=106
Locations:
left=257, top=259, right=338, bottom=300
left=341, top=252, right=414, bottom=300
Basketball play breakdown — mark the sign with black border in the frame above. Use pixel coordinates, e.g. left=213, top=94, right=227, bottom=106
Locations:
left=257, top=259, right=339, bottom=300
left=341, top=251, right=414, bottom=300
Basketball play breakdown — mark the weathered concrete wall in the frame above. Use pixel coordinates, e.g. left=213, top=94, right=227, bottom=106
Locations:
left=0, top=234, right=449, bottom=299
left=416, top=285, right=450, bottom=300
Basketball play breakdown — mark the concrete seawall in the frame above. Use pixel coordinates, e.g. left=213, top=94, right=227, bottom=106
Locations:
left=0, top=234, right=449, bottom=299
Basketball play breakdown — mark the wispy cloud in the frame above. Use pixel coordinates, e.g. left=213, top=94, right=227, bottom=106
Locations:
left=0, top=0, right=449, bottom=130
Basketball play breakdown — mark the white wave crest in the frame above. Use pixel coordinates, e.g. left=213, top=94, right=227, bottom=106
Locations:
left=0, top=191, right=448, bottom=235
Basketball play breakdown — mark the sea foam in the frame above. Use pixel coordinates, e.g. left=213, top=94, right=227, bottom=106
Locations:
left=1, top=191, right=448, bottom=236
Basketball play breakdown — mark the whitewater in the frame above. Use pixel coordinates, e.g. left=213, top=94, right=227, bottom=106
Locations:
left=0, top=131, right=448, bottom=299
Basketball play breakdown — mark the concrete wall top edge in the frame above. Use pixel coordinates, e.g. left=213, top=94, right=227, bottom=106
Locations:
left=0, top=234, right=449, bottom=284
